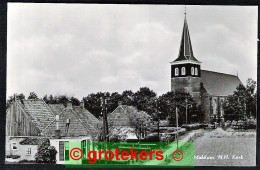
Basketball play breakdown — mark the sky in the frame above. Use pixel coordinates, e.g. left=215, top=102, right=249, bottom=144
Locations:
left=7, top=4, right=258, bottom=99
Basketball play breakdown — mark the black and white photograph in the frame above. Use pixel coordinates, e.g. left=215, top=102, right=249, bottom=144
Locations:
left=5, top=3, right=257, bottom=167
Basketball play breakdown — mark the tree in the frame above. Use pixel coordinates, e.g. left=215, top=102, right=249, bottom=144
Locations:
left=223, top=78, right=257, bottom=122
left=93, top=119, right=130, bottom=142
left=43, top=94, right=48, bottom=103
left=190, top=104, right=205, bottom=123
left=107, top=92, right=122, bottom=113
left=121, top=90, right=134, bottom=105
left=70, top=96, right=80, bottom=106
left=246, top=78, right=256, bottom=94
left=157, top=88, right=201, bottom=126
left=6, top=96, right=14, bottom=109
left=57, top=95, right=69, bottom=106
left=83, top=92, right=106, bottom=118
left=16, top=93, right=25, bottom=100
left=92, top=120, right=105, bottom=142
left=129, top=110, right=152, bottom=141
left=6, top=93, right=25, bottom=109
left=245, top=78, right=257, bottom=118
left=52, top=95, right=58, bottom=104
left=28, top=92, right=38, bottom=99
left=133, top=87, right=157, bottom=115
left=35, top=139, right=57, bottom=163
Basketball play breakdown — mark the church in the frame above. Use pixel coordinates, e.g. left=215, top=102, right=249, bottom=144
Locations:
left=170, top=15, right=242, bottom=123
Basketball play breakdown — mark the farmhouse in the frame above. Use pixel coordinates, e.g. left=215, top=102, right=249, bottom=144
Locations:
left=107, top=104, right=152, bottom=141
left=6, top=98, right=100, bottom=163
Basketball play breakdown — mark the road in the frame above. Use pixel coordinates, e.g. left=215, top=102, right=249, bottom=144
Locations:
left=194, top=128, right=256, bottom=166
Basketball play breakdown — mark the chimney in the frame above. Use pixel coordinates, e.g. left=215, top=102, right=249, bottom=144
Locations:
left=55, top=130, right=61, bottom=139
left=55, top=115, right=61, bottom=139
left=67, top=101, right=72, bottom=109
left=55, top=115, right=59, bottom=130
left=65, top=119, right=70, bottom=137
left=80, top=100, right=84, bottom=108
left=118, top=101, right=122, bottom=106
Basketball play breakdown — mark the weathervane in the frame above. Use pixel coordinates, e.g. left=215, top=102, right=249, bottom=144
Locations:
left=184, top=5, right=187, bottom=16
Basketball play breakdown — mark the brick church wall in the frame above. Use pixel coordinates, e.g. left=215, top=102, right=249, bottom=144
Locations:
left=171, top=76, right=202, bottom=104
left=201, top=85, right=211, bottom=122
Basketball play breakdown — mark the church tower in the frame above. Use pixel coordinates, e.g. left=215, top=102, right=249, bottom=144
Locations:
left=171, top=15, right=202, bottom=104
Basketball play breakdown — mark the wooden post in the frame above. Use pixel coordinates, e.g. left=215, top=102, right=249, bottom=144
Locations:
left=185, top=99, right=188, bottom=126
left=104, top=98, right=109, bottom=142
left=176, top=107, right=179, bottom=149
left=101, top=97, right=107, bottom=142
left=156, top=99, right=159, bottom=140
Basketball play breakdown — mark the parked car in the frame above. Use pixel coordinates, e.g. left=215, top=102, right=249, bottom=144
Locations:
left=142, top=133, right=160, bottom=142
left=232, top=120, right=245, bottom=129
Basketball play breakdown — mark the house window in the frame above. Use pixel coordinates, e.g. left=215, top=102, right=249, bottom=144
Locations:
left=81, top=140, right=86, bottom=158
left=195, top=67, right=198, bottom=75
left=87, top=139, right=91, bottom=153
left=27, top=148, right=31, bottom=155
left=59, top=141, right=64, bottom=161
left=181, top=67, right=186, bottom=75
left=65, top=141, right=70, bottom=161
left=11, top=142, right=17, bottom=150
left=175, top=68, right=179, bottom=76
left=191, top=67, right=194, bottom=75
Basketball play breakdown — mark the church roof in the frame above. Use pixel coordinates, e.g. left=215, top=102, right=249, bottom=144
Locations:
left=172, top=16, right=199, bottom=63
left=201, top=70, right=242, bottom=96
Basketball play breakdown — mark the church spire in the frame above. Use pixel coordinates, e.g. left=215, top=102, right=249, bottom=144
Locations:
left=172, top=13, right=199, bottom=63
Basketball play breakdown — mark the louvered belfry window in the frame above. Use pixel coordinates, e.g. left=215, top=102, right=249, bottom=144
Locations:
left=175, top=68, right=179, bottom=76
left=182, top=67, right=186, bottom=75
left=191, top=67, right=194, bottom=75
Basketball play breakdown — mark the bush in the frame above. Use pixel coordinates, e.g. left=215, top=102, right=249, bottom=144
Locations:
left=6, top=155, right=12, bottom=158
left=142, top=133, right=160, bottom=142
left=182, top=124, right=201, bottom=131
left=12, top=155, right=20, bottom=159
left=35, top=139, right=57, bottom=163
left=19, top=159, right=35, bottom=163
left=6, top=155, right=20, bottom=159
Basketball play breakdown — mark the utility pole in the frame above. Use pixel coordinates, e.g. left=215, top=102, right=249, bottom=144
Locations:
left=176, top=107, right=179, bottom=149
left=104, top=96, right=109, bottom=142
left=101, top=95, right=109, bottom=143
left=101, top=96, right=106, bottom=142
left=244, top=102, right=247, bottom=128
left=185, top=99, right=188, bottom=126
left=155, top=99, right=159, bottom=140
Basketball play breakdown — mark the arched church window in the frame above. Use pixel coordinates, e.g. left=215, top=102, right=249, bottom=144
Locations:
left=195, top=67, right=198, bottom=75
left=175, top=68, right=179, bottom=76
left=181, top=67, right=186, bottom=75
left=191, top=67, right=194, bottom=75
